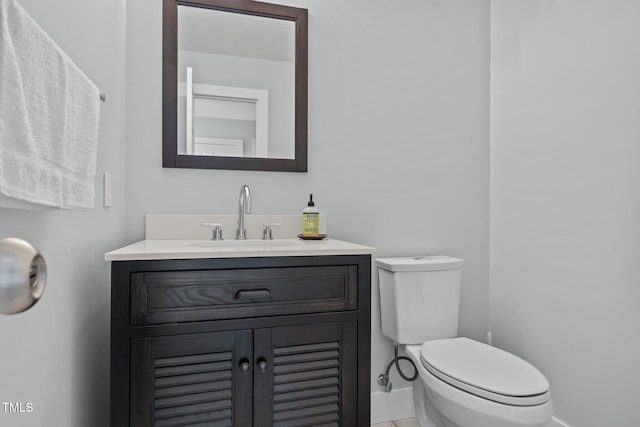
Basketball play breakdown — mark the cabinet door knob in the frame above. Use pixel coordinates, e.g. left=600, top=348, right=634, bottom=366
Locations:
left=239, top=358, right=250, bottom=373
left=257, top=359, right=268, bottom=373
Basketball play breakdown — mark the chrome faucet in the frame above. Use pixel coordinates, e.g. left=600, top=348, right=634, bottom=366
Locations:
left=236, top=185, right=252, bottom=240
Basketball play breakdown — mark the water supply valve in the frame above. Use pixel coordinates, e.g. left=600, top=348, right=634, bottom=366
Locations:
left=377, top=373, right=392, bottom=393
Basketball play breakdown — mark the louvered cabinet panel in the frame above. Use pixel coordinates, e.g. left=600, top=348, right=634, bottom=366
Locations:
left=254, top=322, right=358, bottom=427
left=130, top=330, right=253, bottom=427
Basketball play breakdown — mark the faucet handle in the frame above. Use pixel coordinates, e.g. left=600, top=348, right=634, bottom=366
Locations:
left=201, top=223, right=224, bottom=241
left=261, top=223, right=283, bottom=240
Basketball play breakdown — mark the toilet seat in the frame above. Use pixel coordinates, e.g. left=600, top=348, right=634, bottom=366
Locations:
left=419, top=337, right=551, bottom=406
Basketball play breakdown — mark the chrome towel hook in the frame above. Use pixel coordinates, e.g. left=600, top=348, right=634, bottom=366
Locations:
left=0, top=238, right=46, bottom=315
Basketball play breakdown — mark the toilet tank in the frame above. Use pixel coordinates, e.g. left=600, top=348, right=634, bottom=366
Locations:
left=376, top=256, right=463, bottom=345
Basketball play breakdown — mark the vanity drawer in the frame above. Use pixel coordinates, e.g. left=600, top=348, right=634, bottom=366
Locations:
left=130, top=265, right=357, bottom=325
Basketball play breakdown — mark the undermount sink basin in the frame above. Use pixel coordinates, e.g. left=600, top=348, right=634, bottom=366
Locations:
left=188, top=239, right=302, bottom=249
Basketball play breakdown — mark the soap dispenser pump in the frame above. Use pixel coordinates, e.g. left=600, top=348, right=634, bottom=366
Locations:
left=302, top=194, right=320, bottom=236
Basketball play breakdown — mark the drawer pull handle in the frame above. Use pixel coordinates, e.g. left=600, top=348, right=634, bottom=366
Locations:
left=239, top=358, right=251, bottom=373
left=235, top=289, right=272, bottom=300
left=257, top=358, right=268, bottom=373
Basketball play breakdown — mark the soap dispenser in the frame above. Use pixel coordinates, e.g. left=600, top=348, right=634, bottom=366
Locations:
left=302, top=194, right=320, bottom=236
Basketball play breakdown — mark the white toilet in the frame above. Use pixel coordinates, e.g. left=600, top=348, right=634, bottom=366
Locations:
left=376, top=256, right=553, bottom=427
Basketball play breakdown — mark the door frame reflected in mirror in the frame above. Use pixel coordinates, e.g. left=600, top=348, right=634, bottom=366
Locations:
left=163, top=0, right=308, bottom=172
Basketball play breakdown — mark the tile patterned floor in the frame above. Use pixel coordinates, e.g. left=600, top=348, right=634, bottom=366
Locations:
left=372, top=418, right=418, bottom=427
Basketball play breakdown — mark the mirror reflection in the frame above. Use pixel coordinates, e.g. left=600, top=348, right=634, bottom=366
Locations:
left=177, top=6, right=295, bottom=159
left=163, top=0, right=308, bottom=172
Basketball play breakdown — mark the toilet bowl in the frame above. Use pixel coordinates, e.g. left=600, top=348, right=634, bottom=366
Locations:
left=405, top=340, right=553, bottom=427
left=376, top=256, right=554, bottom=427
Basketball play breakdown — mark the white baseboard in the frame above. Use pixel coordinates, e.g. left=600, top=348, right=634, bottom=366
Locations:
left=548, top=417, right=571, bottom=427
left=370, top=387, right=415, bottom=424
left=371, top=389, right=570, bottom=427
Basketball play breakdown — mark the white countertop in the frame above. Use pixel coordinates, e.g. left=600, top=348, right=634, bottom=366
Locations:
left=105, top=238, right=375, bottom=261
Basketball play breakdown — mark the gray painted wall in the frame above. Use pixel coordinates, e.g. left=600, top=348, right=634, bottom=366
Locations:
left=1, top=0, right=489, bottom=425
left=126, top=0, right=490, bottom=395
left=491, top=1, right=640, bottom=426
left=4, top=1, right=639, bottom=425
left=0, top=0, right=126, bottom=425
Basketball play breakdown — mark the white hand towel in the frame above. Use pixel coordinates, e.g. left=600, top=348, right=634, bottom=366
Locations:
left=0, top=0, right=101, bottom=210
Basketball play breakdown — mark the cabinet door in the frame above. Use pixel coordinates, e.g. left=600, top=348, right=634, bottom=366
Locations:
left=254, top=322, right=358, bottom=427
left=130, top=330, right=253, bottom=427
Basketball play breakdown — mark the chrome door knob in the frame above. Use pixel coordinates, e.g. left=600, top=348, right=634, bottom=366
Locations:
left=239, top=358, right=250, bottom=373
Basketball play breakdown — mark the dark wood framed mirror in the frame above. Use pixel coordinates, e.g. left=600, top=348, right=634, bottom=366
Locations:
left=163, top=0, right=308, bottom=172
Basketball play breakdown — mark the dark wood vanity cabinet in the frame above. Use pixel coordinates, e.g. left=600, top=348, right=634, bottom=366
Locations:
left=111, top=255, right=371, bottom=427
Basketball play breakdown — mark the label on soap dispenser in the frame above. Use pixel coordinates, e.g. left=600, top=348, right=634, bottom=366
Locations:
left=303, top=194, right=320, bottom=235
left=302, top=213, right=319, bottom=235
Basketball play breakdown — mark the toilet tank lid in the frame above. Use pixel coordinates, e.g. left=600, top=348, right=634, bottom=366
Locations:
left=375, top=255, right=463, bottom=272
